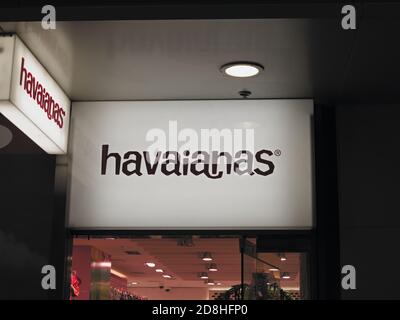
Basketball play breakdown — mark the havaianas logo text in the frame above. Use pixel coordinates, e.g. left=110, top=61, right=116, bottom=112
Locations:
left=100, top=121, right=280, bottom=179
left=19, top=57, right=66, bottom=128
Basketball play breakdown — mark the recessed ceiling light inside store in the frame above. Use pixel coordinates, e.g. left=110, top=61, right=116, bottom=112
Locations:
left=206, top=279, right=215, bottom=285
left=208, top=264, right=218, bottom=272
left=202, top=252, right=213, bottom=261
left=200, top=272, right=209, bottom=279
left=279, top=253, right=287, bottom=261
left=221, top=62, right=264, bottom=78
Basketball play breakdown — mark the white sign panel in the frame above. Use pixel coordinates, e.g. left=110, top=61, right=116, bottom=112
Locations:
left=68, top=100, right=314, bottom=229
left=0, top=35, right=70, bottom=154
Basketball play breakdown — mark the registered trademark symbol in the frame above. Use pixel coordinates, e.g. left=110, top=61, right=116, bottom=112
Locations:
left=274, top=149, right=281, bottom=156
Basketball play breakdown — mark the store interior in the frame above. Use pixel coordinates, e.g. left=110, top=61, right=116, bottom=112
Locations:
left=70, top=236, right=306, bottom=300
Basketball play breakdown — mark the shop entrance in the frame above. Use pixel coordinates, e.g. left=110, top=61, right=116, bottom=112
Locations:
left=67, top=234, right=312, bottom=300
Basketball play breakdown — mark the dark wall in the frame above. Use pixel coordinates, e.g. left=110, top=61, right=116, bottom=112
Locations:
left=0, top=115, right=64, bottom=299
left=336, top=104, right=400, bottom=299
left=314, top=105, right=341, bottom=299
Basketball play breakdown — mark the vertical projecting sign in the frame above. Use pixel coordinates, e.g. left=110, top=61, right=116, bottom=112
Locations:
left=0, top=35, right=70, bottom=154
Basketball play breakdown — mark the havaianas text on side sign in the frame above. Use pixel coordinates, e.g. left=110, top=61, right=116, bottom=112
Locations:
left=19, top=57, right=66, bottom=129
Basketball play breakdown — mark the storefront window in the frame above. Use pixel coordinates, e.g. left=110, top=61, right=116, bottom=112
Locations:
left=68, top=235, right=310, bottom=300
left=250, top=252, right=309, bottom=300
left=241, top=236, right=309, bottom=300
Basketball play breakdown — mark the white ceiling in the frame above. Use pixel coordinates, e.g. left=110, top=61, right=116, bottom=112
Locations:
left=2, top=7, right=400, bottom=103
left=1, top=19, right=335, bottom=101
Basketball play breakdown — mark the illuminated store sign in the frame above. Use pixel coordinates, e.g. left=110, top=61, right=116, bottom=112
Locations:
left=0, top=35, right=70, bottom=154
left=68, top=100, right=314, bottom=230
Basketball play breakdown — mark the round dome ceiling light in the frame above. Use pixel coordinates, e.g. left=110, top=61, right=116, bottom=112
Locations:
left=221, top=62, right=264, bottom=78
